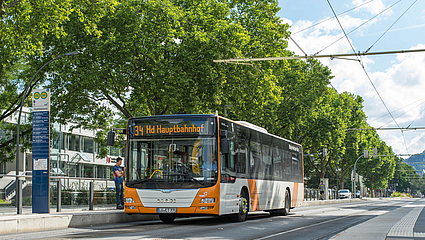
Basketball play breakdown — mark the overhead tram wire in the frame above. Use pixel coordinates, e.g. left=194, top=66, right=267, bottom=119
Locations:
left=365, top=0, right=418, bottom=53
left=292, top=0, right=376, bottom=35
left=368, top=96, right=425, bottom=125
left=326, top=0, right=409, bottom=152
left=315, top=0, right=400, bottom=56
left=258, top=1, right=369, bottom=127
left=377, top=99, right=425, bottom=130
left=237, top=0, right=398, bottom=61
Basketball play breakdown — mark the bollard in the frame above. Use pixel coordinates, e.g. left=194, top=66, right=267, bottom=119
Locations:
left=89, top=181, right=94, bottom=210
left=57, top=180, right=61, bottom=212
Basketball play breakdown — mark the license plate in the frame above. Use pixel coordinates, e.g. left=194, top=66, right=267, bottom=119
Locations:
left=157, top=207, right=177, bottom=214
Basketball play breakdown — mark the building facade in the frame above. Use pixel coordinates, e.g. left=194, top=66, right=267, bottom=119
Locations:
left=1, top=106, right=123, bottom=195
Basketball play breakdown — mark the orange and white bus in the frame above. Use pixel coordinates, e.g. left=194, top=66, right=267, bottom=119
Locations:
left=122, top=114, right=303, bottom=222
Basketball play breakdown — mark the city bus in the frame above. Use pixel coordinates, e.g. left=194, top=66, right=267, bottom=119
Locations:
left=120, top=114, right=303, bottom=222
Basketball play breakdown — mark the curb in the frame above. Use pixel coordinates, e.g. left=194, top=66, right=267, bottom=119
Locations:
left=302, top=198, right=363, bottom=207
left=0, top=210, right=158, bottom=234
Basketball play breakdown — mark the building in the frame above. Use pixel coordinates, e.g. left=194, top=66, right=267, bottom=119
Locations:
left=0, top=106, right=123, bottom=200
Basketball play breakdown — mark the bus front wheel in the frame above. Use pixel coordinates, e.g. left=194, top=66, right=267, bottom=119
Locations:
left=231, top=194, right=248, bottom=222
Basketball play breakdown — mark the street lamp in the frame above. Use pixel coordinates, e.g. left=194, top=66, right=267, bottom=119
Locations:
left=352, top=148, right=377, bottom=198
left=15, top=51, right=80, bottom=214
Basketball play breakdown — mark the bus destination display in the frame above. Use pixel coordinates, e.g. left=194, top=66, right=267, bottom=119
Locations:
left=130, top=118, right=214, bottom=137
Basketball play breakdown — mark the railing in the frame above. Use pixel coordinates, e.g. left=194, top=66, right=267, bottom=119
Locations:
left=0, top=174, right=117, bottom=213
left=304, top=188, right=339, bottom=201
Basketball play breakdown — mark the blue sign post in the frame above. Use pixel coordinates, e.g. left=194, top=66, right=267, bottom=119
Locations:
left=32, top=89, right=50, bottom=213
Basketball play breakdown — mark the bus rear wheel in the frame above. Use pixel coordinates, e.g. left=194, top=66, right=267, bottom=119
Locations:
left=282, top=190, right=290, bottom=216
left=159, top=214, right=176, bottom=223
left=269, top=190, right=291, bottom=216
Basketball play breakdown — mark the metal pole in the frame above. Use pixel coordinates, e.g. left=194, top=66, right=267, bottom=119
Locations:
left=224, top=105, right=232, bottom=117
left=16, top=180, right=22, bottom=211
left=57, top=180, right=61, bottom=212
left=14, top=51, right=80, bottom=214
left=89, top=181, right=94, bottom=210
left=352, top=154, right=365, bottom=199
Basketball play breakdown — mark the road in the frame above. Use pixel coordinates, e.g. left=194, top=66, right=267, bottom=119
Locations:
left=1, top=198, right=423, bottom=240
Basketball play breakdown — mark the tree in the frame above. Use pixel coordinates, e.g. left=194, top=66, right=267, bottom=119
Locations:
left=29, top=1, right=288, bottom=130
left=0, top=0, right=118, bottom=162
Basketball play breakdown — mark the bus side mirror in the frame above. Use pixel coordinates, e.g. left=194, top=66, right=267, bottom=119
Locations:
left=107, top=131, right=115, bottom=146
left=221, top=138, right=230, bottom=154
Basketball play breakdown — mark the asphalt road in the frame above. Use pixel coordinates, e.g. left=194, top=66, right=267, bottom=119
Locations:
left=0, top=198, right=420, bottom=240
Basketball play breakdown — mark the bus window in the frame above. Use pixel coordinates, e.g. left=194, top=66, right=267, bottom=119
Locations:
left=219, top=120, right=236, bottom=182
left=249, top=132, right=262, bottom=179
left=261, top=140, right=272, bottom=180
left=128, top=142, right=149, bottom=180
left=273, top=146, right=283, bottom=181
left=221, top=140, right=236, bottom=182
left=292, top=152, right=300, bottom=181
left=235, top=138, right=247, bottom=175
left=283, top=150, right=291, bottom=181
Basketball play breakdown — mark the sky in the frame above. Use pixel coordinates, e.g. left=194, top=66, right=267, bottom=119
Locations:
left=277, top=0, right=425, bottom=157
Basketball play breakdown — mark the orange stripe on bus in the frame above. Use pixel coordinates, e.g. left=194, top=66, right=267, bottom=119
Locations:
left=292, top=182, right=299, bottom=208
left=247, top=179, right=260, bottom=211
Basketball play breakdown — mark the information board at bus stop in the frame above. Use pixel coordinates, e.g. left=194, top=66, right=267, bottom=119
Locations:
left=32, top=89, right=50, bottom=213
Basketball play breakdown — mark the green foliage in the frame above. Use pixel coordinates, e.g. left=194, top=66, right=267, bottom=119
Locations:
left=391, top=191, right=411, bottom=198
left=0, top=0, right=118, bottom=163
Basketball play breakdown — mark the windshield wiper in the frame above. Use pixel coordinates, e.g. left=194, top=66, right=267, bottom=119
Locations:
left=188, top=176, right=204, bottom=185
left=165, top=173, right=204, bottom=185
left=130, top=178, right=151, bottom=184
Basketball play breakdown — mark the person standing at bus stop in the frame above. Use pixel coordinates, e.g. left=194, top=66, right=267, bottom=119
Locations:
left=113, top=157, right=125, bottom=209
left=319, top=181, right=325, bottom=200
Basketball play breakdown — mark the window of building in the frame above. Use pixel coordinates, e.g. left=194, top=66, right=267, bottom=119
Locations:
left=68, top=135, right=80, bottom=151
left=82, top=137, right=94, bottom=153
left=83, top=164, right=94, bottom=178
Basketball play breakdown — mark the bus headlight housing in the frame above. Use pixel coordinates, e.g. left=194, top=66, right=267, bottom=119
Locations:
left=201, top=198, right=215, bottom=203
left=125, top=198, right=134, bottom=203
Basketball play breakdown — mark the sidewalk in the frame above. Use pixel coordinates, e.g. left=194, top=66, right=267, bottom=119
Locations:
left=0, top=204, right=158, bottom=234
left=330, top=198, right=425, bottom=240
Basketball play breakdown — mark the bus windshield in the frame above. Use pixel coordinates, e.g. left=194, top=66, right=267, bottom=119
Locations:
left=127, top=137, right=218, bottom=189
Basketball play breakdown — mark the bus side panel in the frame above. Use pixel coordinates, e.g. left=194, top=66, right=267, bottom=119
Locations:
left=247, top=180, right=303, bottom=211
left=252, top=180, right=289, bottom=210
left=219, top=179, right=248, bottom=215
left=292, top=182, right=304, bottom=208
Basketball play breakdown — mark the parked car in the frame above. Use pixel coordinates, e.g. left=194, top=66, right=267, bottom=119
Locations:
left=338, top=189, right=351, bottom=199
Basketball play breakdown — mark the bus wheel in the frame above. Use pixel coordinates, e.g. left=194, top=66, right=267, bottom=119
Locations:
left=283, top=190, right=291, bottom=216
left=231, top=194, right=248, bottom=222
left=159, top=214, right=176, bottom=223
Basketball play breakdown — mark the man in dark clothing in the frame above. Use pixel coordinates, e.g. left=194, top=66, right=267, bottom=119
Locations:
left=113, top=157, right=124, bottom=209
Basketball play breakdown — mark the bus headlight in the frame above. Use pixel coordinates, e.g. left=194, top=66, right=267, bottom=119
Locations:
left=201, top=198, right=215, bottom=203
left=125, top=198, right=134, bottom=203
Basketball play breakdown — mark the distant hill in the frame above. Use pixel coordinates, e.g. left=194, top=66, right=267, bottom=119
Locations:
left=404, top=150, right=425, bottom=176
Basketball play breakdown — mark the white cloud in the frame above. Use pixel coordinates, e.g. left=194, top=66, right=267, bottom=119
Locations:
left=287, top=10, right=425, bottom=155
left=352, top=0, right=391, bottom=16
